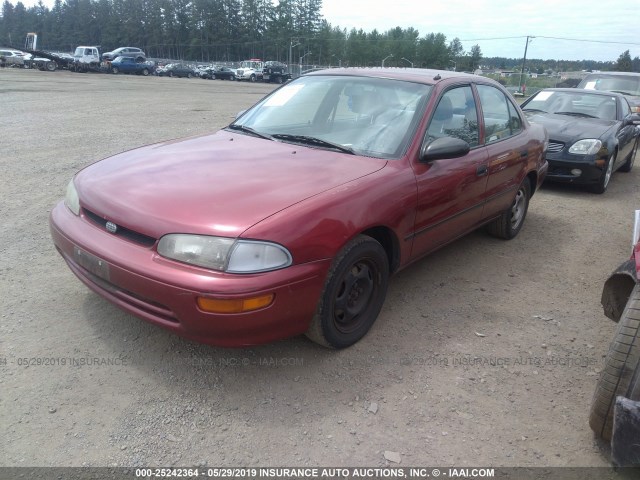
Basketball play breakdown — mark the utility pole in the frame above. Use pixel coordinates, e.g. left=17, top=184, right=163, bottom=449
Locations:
left=518, top=36, right=534, bottom=95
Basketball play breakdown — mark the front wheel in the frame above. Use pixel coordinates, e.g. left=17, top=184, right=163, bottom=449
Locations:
left=591, top=151, right=616, bottom=194
left=305, top=235, right=389, bottom=349
left=112, top=67, right=119, bottom=74
left=141, top=68, right=149, bottom=76
left=486, top=177, right=530, bottom=240
left=620, top=139, right=638, bottom=173
left=187, top=72, right=193, bottom=78
left=589, top=284, right=640, bottom=440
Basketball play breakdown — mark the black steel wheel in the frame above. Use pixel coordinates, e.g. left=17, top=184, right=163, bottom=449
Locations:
left=305, top=235, right=389, bottom=349
left=486, top=177, right=530, bottom=240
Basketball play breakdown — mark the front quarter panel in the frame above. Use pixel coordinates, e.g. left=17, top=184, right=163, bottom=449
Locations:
left=240, top=160, right=418, bottom=269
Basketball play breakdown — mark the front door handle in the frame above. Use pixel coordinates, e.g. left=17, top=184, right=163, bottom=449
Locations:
left=476, top=165, right=488, bottom=176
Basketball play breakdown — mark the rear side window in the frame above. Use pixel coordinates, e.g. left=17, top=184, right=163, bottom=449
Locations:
left=477, top=85, right=522, bottom=144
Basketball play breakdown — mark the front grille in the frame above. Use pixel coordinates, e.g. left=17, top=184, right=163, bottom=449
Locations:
left=84, top=209, right=157, bottom=247
left=547, top=141, right=564, bottom=153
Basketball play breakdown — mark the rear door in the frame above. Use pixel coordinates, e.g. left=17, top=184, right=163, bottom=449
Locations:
left=476, top=84, right=528, bottom=219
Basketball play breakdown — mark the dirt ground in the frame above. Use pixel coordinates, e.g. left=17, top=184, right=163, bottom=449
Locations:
left=1, top=68, right=638, bottom=470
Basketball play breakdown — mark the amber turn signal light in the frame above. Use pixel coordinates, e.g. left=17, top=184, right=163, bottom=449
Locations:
left=197, top=294, right=274, bottom=314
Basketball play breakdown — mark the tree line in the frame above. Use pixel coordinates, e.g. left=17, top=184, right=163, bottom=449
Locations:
left=1, top=0, right=639, bottom=72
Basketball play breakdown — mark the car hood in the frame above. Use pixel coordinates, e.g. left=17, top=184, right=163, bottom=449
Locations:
left=76, top=131, right=387, bottom=239
left=523, top=112, right=615, bottom=141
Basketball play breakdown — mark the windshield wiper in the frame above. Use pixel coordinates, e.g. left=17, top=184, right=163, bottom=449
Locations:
left=271, top=134, right=355, bottom=154
left=227, top=124, right=273, bottom=140
left=554, top=111, right=598, bottom=119
left=523, top=108, right=547, bottom=113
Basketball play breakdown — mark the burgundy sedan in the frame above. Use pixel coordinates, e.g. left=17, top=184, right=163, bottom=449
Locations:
left=50, top=68, right=548, bottom=348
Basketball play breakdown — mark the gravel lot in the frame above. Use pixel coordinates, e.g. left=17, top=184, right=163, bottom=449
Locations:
left=1, top=68, right=639, bottom=470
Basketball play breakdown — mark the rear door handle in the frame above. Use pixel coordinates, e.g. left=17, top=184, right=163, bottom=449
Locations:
left=476, top=165, right=488, bottom=176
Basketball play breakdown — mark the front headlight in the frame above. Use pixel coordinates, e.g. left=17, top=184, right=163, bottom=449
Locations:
left=157, top=234, right=292, bottom=273
left=65, top=179, right=80, bottom=215
left=568, top=139, right=602, bottom=155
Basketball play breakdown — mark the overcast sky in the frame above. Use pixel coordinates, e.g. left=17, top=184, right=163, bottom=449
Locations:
left=13, top=0, right=640, bottom=62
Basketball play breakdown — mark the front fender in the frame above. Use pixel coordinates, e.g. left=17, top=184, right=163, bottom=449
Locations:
left=601, top=258, right=638, bottom=322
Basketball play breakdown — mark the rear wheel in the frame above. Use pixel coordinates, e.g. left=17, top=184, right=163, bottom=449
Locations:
left=620, top=139, right=638, bottom=173
left=168, top=71, right=174, bottom=78
left=187, top=72, right=193, bottom=78
left=486, top=177, right=530, bottom=240
left=112, top=67, right=119, bottom=74
left=141, top=68, right=149, bottom=76
left=46, top=61, right=56, bottom=71
left=305, top=235, right=389, bottom=349
left=589, top=284, right=640, bottom=440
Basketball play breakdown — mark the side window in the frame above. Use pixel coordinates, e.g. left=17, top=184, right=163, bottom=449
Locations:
left=507, top=100, right=523, bottom=135
left=620, top=98, right=630, bottom=118
left=426, top=86, right=479, bottom=147
left=477, top=85, right=512, bottom=144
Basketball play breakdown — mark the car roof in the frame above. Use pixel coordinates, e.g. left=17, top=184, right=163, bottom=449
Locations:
left=535, top=87, right=627, bottom=99
left=304, top=67, right=490, bottom=86
left=581, top=71, right=640, bottom=78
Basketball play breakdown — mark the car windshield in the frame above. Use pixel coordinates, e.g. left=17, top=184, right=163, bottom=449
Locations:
left=523, top=90, right=617, bottom=121
left=231, top=75, right=432, bottom=159
left=579, top=74, right=640, bottom=96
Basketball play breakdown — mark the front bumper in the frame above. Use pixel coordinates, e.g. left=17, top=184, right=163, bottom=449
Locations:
left=49, top=201, right=330, bottom=347
left=545, top=156, right=604, bottom=185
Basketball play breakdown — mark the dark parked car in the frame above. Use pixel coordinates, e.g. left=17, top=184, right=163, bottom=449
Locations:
left=578, top=71, right=640, bottom=114
left=200, top=65, right=236, bottom=80
left=102, top=47, right=145, bottom=62
left=50, top=68, right=547, bottom=349
left=157, top=63, right=196, bottom=78
left=522, top=88, right=640, bottom=193
left=110, top=56, right=154, bottom=76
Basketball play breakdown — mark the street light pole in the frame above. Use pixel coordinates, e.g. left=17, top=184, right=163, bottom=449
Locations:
left=382, top=54, right=393, bottom=67
left=289, top=39, right=300, bottom=74
left=401, top=57, right=413, bottom=67
left=299, top=51, right=312, bottom=76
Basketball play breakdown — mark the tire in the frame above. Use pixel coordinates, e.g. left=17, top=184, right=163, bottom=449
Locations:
left=211, top=74, right=216, bottom=80
left=591, top=151, right=616, bottom=194
left=250, top=74, right=256, bottom=82
left=486, top=177, right=531, bottom=240
left=305, top=235, right=389, bottom=349
left=275, top=75, right=283, bottom=84
left=187, top=72, right=193, bottom=78
left=112, top=67, right=119, bottom=74
left=169, top=71, right=174, bottom=78
left=46, top=61, right=56, bottom=72
left=142, top=68, right=149, bottom=76
left=589, top=283, right=640, bottom=440
left=620, top=138, right=638, bottom=173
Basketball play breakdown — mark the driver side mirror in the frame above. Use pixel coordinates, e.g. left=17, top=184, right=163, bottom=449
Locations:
left=420, top=136, right=470, bottom=162
left=625, top=113, right=640, bottom=126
